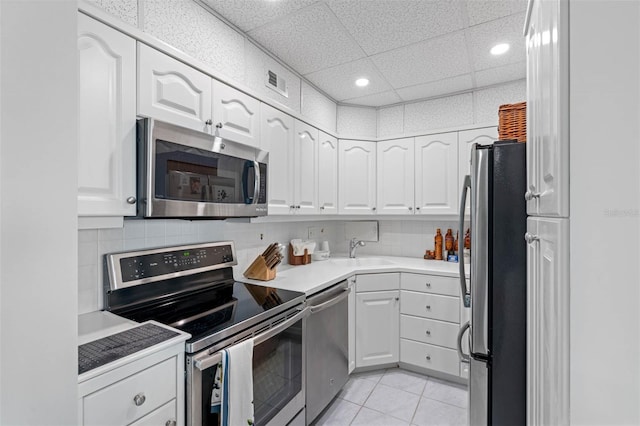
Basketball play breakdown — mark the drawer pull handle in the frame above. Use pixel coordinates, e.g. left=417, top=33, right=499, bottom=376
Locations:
left=426, top=355, right=431, bottom=361
left=425, top=282, right=431, bottom=288
left=426, top=330, right=431, bottom=336
left=166, top=421, right=177, bottom=426
left=133, top=393, right=146, bottom=406
left=426, top=305, right=431, bottom=310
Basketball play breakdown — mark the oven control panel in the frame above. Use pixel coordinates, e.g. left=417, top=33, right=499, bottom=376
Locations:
left=118, top=244, right=234, bottom=282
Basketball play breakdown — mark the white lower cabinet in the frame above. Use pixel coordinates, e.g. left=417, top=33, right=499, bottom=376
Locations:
left=129, top=400, right=176, bottom=426
left=400, top=339, right=461, bottom=377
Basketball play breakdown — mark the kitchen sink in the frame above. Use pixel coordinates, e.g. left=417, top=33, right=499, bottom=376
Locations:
left=329, top=258, right=395, bottom=267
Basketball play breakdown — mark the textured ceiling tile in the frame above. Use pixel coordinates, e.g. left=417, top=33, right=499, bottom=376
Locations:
left=474, top=79, right=526, bottom=124
left=326, top=0, right=464, bottom=55
left=248, top=3, right=366, bottom=75
left=90, top=0, right=138, bottom=26
left=475, top=61, right=526, bottom=87
left=404, top=93, right=474, bottom=133
left=396, top=74, right=474, bottom=102
left=305, top=58, right=392, bottom=101
left=465, top=0, right=528, bottom=26
left=466, top=13, right=526, bottom=71
left=371, top=32, right=471, bottom=88
left=143, top=0, right=245, bottom=81
left=201, top=0, right=317, bottom=32
left=341, top=91, right=402, bottom=107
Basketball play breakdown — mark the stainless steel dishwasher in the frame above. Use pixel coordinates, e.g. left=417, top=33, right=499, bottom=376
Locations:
left=305, top=280, right=350, bottom=424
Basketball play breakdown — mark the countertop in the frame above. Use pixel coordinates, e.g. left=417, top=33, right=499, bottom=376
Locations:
left=240, top=255, right=469, bottom=295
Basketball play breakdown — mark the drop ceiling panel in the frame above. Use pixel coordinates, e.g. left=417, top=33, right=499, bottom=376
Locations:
left=465, top=0, right=528, bottom=26
left=248, top=2, right=366, bottom=75
left=466, top=13, right=526, bottom=71
left=371, top=32, right=471, bottom=88
left=325, top=0, right=464, bottom=56
left=475, top=61, right=526, bottom=87
left=305, top=58, right=393, bottom=101
left=396, top=74, right=474, bottom=102
left=342, top=91, right=403, bottom=107
left=201, top=0, right=318, bottom=32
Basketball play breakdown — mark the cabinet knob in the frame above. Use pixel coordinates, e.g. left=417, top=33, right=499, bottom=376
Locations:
left=416, top=207, right=420, bottom=210
left=126, top=196, right=137, bottom=204
left=425, top=282, right=431, bottom=288
left=525, top=185, right=541, bottom=201
left=216, top=122, right=223, bottom=129
left=290, top=205, right=295, bottom=209
left=165, top=420, right=176, bottom=426
left=425, top=305, right=431, bottom=310
left=320, top=206, right=325, bottom=210
left=133, top=393, right=146, bottom=406
left=205, top=119, right=213, bottom=126
left=408, top=207, right=413, bottom=211
left=372, top=207, right=377, bottom=211
left=395, top=297, right=399, bottom=301
left=425, top=355, right=431, bottom=361
left=426, top=330, right=431, bottom=336
left=524, top=232, right=540, bottom=244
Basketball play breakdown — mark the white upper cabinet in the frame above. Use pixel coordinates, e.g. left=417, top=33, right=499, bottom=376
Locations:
left=294, top=120, right=319, bottom=214
left=138, top=43, right=212, bottom=133
left=318, top=131, right=338, bottom=214
left=339, top=140, right=377, bottom=215
left=212, top=81, right=260, bottom=148
left=415, top=132, right=459, bottom=215
left=526, top=0, right=569, bottom=217
left=77, top=14, right=136, bottom=217
left=261, top=103, right=295, bottom=214
left=377, top=138, right=415, bottom=215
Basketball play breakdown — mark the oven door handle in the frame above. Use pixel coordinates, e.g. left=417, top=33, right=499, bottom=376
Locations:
left=194, top=306, right=310, bottom=371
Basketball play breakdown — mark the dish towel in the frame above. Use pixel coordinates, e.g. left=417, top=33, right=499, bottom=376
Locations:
left=220, top=339, right=255, bottom=426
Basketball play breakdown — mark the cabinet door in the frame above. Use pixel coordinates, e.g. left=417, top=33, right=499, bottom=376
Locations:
left=338, top=140, right=376, bottom=214
left=78, top=14, right=136, bottom=217
left=415, top=132, right=458, bottom=215
left=212, top=81, right=260, bottom=148
left=377, top=138, right=414, bottom=215
left=526, top=217, right=569, bottom=426
left=526, top=0, right=569, bottom=217
left=318, top=131, right=338, bottom=214
left=261, top=103, right=294, bottom=214
left=355, top=290, right=399, bottom=368
left=294, top=120, right=319, bottom=214
left=138, top=44, right=212, bottom=133
left=348, top=277, right=356, bottom=374
left=458, top=127, right=498, bottom=211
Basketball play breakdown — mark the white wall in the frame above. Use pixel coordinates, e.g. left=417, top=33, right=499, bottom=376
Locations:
left=569, top=1, right=640, bottom=424
left=337, top=105, right=377, bottom=138
left=0, top=2, right=78, bottom=424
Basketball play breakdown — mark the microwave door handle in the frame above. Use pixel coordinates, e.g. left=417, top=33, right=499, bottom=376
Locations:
left=253, top=161, right=260, bottom=204
left=194, top=306, right=310, bottom=371
left=459, top=175, right=471, bottom=308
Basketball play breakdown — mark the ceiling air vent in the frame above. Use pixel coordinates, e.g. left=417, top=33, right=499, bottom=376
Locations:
left=265, top=69, right=288, bottom=98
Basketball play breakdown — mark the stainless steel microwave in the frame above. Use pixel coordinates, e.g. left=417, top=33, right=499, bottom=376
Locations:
left=136, top=118, right=268, bottom=218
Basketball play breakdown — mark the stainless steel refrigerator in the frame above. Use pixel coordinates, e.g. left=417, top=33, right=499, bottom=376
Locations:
left=457, top=141, right=527, bottom=426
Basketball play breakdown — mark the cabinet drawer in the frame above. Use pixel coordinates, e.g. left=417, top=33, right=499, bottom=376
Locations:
left=401, top=339, right=460, bottom=376
left=401, top=273, right=460, bottom=297
left=401, top=291, right=459, bottom=323
left=83, top=357, right=176, bottom=425
left=356, top=273, right=400, bottom=292
left=129, top=399, right=176, bottom=426
left=400, top=315, right=459, bottom=349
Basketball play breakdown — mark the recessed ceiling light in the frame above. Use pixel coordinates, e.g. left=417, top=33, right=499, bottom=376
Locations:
left=355, top=78, right=369, bottom=87
left=490, top=43, right=510, bottom=56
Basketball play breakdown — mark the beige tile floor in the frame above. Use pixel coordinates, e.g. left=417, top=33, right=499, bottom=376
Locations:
left=311, top=368, right=468, bottom=426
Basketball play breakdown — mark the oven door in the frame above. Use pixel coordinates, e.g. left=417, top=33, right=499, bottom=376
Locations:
left=187, top=307, right=309, bottom=426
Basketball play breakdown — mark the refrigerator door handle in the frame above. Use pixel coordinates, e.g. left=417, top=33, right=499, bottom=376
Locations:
left=457, top=321, right=471, bottom=363
left=459, top=175, right=471, bottom=307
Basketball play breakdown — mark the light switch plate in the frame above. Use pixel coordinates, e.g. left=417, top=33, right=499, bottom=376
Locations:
left=344, top=221, right=379, bottom=242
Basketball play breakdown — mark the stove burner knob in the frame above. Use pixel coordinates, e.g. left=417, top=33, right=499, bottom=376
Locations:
left=133, top=393, right=146, bottom=406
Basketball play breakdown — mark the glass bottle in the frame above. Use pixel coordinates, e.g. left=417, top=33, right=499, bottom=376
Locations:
left=435, top=228, right=443, bottom=260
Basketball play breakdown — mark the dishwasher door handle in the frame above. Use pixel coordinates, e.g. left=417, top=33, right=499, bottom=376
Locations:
left=309, top=288, right=350, bottom=314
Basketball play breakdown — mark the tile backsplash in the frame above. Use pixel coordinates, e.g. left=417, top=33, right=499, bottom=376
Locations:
left=78, top=218, right=465, bottom=314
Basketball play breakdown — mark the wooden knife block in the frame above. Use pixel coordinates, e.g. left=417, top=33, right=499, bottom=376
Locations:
left=243, top=255, right=276, bottom=281
left=288, top=244, right=311, bottom=265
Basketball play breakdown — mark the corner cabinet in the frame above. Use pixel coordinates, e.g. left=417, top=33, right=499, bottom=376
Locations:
left=318, top=131, right=338, bottom=214
left=137, top=43, right=212, bottom=133
left=376, top=138, right=415, bottom=215
left=77, top=14, right=137, bottom=218
left=212, top=80, right=260, bottom=148
left=338, top=140, right=377, bottom=214
left=415, top=133, right=459, bottom=215
left=261, top=103, right=295, bottom=215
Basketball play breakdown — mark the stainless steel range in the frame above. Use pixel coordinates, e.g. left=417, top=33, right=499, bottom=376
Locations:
left=104, top=241, right=307, bottom=426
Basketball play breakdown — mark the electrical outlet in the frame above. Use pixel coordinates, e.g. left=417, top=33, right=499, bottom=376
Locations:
left=308, top=226, right=324, bottom=240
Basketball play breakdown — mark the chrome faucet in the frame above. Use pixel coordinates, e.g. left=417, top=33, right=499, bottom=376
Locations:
left=349, top=238, right=366, bottom=258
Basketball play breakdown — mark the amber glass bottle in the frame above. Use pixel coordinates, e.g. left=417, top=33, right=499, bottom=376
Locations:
left=435, top=228, right=443, bottom=260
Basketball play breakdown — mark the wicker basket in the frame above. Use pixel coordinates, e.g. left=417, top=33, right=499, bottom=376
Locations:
left=498, top=102, right=526, bottom=142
